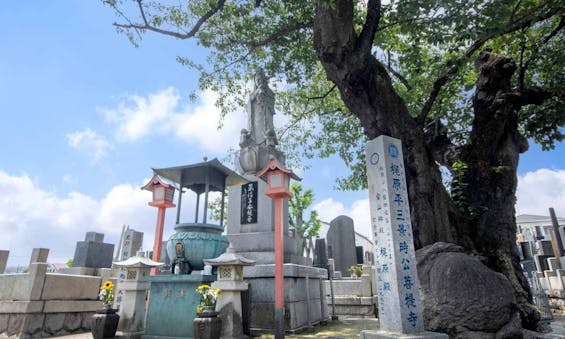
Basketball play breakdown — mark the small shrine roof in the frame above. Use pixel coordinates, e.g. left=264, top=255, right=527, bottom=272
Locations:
left=153, top=158, right=248, bottom=194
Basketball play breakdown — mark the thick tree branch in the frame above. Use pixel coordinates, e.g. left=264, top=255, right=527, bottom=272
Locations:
left=113, top=0, right=225, bottom=40
left=357, top=0, right=381, bottom=54
left=387, top=64, right=412, bottom=90
left=223, top=21, right=313, bottom=49
left=417, top=4, right=561, bottom=125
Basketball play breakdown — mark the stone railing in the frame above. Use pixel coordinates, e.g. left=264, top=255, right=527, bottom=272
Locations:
left=0, top=248, right=104, bottom=338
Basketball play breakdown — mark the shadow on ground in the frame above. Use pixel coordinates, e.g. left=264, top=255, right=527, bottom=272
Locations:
left=257, top=317, right=380, bottom=339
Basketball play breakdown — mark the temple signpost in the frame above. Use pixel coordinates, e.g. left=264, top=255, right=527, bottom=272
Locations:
left=362, top=135, right=447, bottom=339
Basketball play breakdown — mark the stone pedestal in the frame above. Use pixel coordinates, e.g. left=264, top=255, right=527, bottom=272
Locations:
left=227, top=176, right=308, bottom=266
left=243, top=264, right=327, bottom=335
left=193, top=315, right=222, bottom=339
left=142, top=274, right=214, bottom=339
left=204, top=247, right=255, bottom=339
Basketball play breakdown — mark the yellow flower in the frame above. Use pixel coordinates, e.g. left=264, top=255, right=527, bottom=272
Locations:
left=103, top=281, right=113, bottom=289
left=196, top=306, right=203, bottom=313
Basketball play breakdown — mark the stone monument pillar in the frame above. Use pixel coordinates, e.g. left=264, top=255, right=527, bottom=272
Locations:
left=228, top=68, right=305, bottom=265
left=113, top=252, right=162, bottom=337
left=204, top=246, right=255, bottom=339
left=362, top=136, right=446, bottom=338
left=226, top=69, right=327, bottom=334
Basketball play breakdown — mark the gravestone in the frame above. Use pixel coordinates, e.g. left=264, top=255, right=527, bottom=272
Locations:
left=356, top=246, right=364, bottom=265
left=313, top=238, right=328, bottom=269
left=520, top=242, right=533, bottom=260
left=537, top=240, right=554, bottom=256
left=72, top=232, right=114, bottom=268
left=362, top=135, right=446, bottom=338
left=327, top=216, right=357, bottom=277
left=534, top=254, right=551, bottom=272
left=0, top=250, right=9, bottom=274
left=534, top=226, right=544, bottom=240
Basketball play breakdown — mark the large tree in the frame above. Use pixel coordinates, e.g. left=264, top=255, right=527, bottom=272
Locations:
left=105, top=0, right=564, bottom=330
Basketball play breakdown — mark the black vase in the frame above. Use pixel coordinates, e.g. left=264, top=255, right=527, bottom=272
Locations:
left=91, top=307, right=120, bottom=339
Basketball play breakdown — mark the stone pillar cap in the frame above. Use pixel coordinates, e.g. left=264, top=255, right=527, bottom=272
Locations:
left=203, top=245, right=255, bottom=267
left=113, top=255, right=163, bottom=268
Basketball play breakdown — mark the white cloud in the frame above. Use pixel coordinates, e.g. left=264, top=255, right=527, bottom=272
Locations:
left=313, top=197, right=372, bottom=238
left=516, top=169, right=565, bottom=217
left=0, top=171, right=162, bottom=267
left=100, top=88, right=246, bottom=154
left=67, top=128, right=111, bottom=162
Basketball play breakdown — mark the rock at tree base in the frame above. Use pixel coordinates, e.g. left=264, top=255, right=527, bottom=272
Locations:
left=416, top=242, right=523, bottom=338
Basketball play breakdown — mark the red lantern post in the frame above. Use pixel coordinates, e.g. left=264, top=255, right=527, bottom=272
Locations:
left=141, top=173, right=176, bottom=275
left=257, top=159, right=299, bottom=339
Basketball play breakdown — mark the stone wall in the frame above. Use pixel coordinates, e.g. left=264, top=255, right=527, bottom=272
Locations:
left=0, top=249, right=103, bottom=338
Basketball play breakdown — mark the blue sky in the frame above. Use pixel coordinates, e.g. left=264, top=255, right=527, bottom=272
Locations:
left=1, top=2, right=563, bottom=267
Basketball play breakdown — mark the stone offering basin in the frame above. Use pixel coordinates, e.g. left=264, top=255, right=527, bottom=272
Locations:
left=166, top=222, right=228, bottom=272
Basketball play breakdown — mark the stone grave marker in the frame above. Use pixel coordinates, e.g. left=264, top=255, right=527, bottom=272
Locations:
left=72, top=232, right=114, bottom=268
left=327, top=215, right=357, bottom=277
left=537, top=240, right=554, bottom=256
left=356, top=246, right=364, bottom=265
left=362, top=135, right=446, bottom=338
left=313, top=238, right=328, bottom=269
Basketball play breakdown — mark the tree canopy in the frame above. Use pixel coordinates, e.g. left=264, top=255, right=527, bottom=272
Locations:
left=105, top=0, right=563, bottom=190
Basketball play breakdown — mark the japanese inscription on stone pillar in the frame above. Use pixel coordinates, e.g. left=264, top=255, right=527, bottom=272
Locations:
left=365, top=135, right=424, bottom=333
left=241, top=182, right=258, bottom=224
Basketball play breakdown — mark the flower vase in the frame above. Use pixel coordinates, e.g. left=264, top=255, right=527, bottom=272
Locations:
left=91, top=305, right=120, bottom=339
left=194, top=306, right=221, bottom=339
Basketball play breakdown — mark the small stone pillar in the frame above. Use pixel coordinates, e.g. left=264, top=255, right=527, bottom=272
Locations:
left=113, top=252, right=163, bottom=337
left=204, top=246, right=255, bottom=339
left=0, top=250, right=9, bottom=274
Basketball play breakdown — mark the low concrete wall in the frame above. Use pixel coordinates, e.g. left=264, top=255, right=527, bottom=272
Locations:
left=0, top=274, right=30, bottom=300
left=0, top=250, right=107, bottom=338
left=42, top=273, right=101, bottom=300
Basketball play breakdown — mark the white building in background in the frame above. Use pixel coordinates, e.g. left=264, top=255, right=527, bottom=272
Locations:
left=516, top=214, right=565, bottom=245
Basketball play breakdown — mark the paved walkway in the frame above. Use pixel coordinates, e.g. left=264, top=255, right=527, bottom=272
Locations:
left=49, top=316, right=565, bottom=338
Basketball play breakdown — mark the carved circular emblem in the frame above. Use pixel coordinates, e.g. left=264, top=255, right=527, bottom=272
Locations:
left=370, top=153, right=380, bottom=165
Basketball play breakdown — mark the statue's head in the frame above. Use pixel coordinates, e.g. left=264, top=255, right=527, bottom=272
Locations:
left=254, top=68, right=268, bottom=88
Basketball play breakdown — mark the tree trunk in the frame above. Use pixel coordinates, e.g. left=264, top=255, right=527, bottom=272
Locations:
left=460, top=51, right=539, bottom=329
left=313, top=0, right=465, bottom=251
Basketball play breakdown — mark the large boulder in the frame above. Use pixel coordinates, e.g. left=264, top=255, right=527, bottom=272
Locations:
left=416, top=242, right=522, bottom=338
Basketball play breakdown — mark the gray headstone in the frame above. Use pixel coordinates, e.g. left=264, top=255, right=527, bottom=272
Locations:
left=534, top=254, right=552, bottom=273
left=520, top=242, right=533, bottom=260
left=366, top=135, right=425, bottom=333
left=73, top=233, right=114, bottom=268
left=313, top=238, right=328, bottom=269
left=534, top=226, right=544, bottom=240
left=0, top=250, right=8, bottom=274
left=85, top=232, right=104, bottom=243
left=356, top=246, right=364, bottom=265
left=327, top=215, right=357, bottom=277
left=537, top=240, right=553, bottom=256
